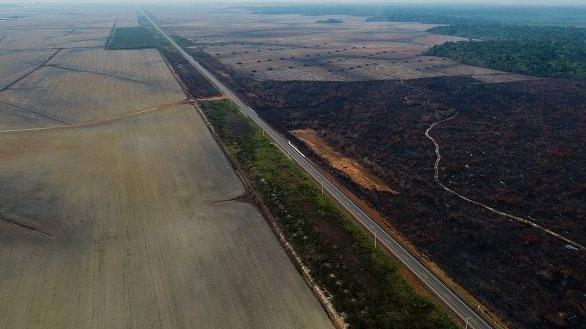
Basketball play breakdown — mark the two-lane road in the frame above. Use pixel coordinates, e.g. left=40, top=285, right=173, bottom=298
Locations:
left=141, top=9, right=493, bottom=329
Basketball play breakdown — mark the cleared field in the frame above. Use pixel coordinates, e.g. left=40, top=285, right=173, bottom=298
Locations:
left=157, top=7, right=530, bottom=82
left=0, top=48, right=186, bottom=127
left=0, top=105, right=333, bottom=329
left=0, top=5, right=137, bottom=51
left=0, top=49, right=55, bottom=89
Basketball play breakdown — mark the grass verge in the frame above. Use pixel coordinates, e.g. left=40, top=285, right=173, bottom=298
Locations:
left=200, top=99, right=458, bottom=329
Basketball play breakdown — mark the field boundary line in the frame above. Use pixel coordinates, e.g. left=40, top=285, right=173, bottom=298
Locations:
left=0, top=48, right=62, bottom=94
left=0, top=101, right=71, bottom=125
left=0, top=214, right=53, bottom=238
left=141, top=9, right=496, bottom=328
left=0, top=46, right=104, bottom=52
left=63, top=26, right=78, bottom=37
left=105, top=20, right=117, bottom=50
left=44, top=64, right=146, bottom=83
left=425, top=115, right=584, bottom=250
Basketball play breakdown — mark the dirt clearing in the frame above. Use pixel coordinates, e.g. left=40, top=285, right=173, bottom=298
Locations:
left=0, top=48, right=186, bottom=128
left=292, top=128, right=398, bottom=194
left=0, top=6, right=334, bottom=328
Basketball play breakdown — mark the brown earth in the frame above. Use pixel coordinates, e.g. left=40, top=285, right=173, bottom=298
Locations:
left=291, top=128, right=397, bottom=194
left=0, top=6, right=335, bottom=329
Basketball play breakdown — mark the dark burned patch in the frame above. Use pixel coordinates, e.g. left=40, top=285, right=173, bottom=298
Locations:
left=209, top=192, right=253, bottom=205
left=202, top=99, right=457, bottom=328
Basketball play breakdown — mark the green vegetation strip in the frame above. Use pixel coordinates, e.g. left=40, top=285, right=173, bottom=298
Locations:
left=201, top=99, right=457, bottom=329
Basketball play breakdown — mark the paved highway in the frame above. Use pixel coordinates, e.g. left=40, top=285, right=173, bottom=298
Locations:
left=141, top=9, right=493, bottom=329
left=425, top=116, right=583, bottom=251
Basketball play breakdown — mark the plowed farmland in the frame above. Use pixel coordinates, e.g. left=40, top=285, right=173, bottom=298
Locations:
left=0, top=48, right=185, bottom=127
left=156, top=7, right=531, bottom=83
left=0, top=5, right=334, bottom=329
left=0, top=50, right=56, bottom=89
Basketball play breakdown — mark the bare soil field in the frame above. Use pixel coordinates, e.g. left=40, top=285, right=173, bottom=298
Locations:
left=0, top=105, right=333, bottom=329
left=291, top=128, right=397, bottom=194
left=0, top=5, right=136, bottom=30
left=0, top=28, right=110, bottom=50
left=155, top=7, right=531, bottom=82
left=0, top=5, right=137, bottom=51
left=0, top=6, right=334, bottom=329
left=0, top=48, right=185, bottom=128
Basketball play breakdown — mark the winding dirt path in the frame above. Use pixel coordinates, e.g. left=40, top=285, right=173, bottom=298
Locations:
left=425, top=115, right=584, bottom=250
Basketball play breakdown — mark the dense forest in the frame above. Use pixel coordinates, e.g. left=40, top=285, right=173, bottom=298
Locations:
left=426, top=24, right=586, bottom=79
left=250, top=4, right=586, bottom=27
left=316, top=18, right=344, bottom=24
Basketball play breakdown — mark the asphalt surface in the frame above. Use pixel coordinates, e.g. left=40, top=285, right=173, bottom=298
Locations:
left=141, top=9, right=493, bottom=329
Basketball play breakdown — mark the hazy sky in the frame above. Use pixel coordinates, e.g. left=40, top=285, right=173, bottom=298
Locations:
left=3, top=0, right=586, bottom=5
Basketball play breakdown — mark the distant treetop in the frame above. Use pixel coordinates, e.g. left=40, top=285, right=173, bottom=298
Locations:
left=316, top=18, right=344, bottom=24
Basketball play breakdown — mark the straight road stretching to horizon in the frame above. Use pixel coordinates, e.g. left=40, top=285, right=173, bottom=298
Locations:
left=141, top=9, right=493, bottom=329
